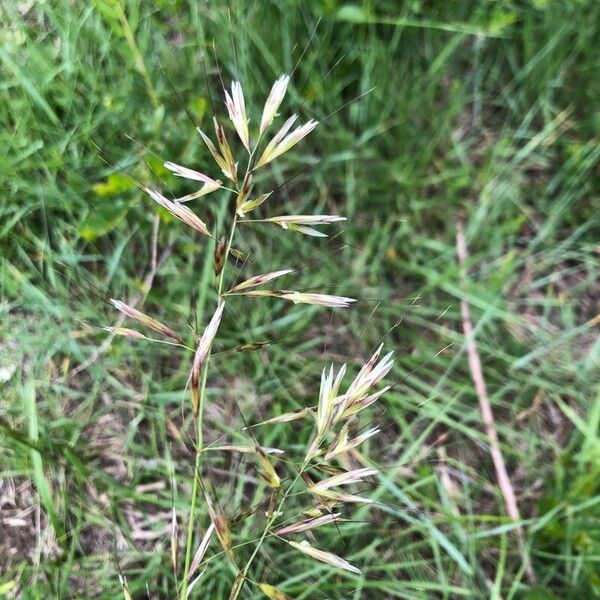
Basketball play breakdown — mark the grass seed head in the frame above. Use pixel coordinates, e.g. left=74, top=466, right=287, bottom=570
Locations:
left=203, top=491, right=234, bottom=563
left=191, top=301, right=225, bottom=380
left=280, top=292, right=356, bottom=308
left=225, top=81, right=250, bottom=152
left=275, top=512, right=340, bottom=536
left=260, top=74, right=290, bottom=135
left=309, top=467, right=378, bottom=493
left=145, top=188, right=210, bottom=236
left=255, top=445, right=281, bottom=489
left=237, top=191, right=272, bottom=217
left=189, top=523, right=215, bottom=580
left=256, top=116, right=318, bottom=168
left=284, top=540, right=360, bottom=574
left=229, top=269, right=293, bottom=293
left=197, top=122, right=237, bottom=183
left=110, top=299, right=182, bottom=341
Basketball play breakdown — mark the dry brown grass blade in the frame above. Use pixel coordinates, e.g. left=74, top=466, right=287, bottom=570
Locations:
left=455, top=218, right=536, bottom=583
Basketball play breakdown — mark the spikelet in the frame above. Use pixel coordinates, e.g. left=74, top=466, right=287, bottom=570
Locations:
left=280, top=292, right=356, bottom=308
left=228, top=269, right=293, bottom=293
left=110, top=299, right=182, bottom=342
left=237, top=192, right=272, bottom=217
left=146, top=188, right=210, bottom=236
left=235, top=174, right=254, bottom=214
left=256, top=116, right=318, bottom=168
left=275, top=513, right=340, bottom=536
left=225, top=81, right=250, bottom=151
left=226, top=289, right=356, bottom=308
left=205, top=445, right=284, bottom=455
left=188, top=523, right=215, bottom=580
left=163, top=161, right=222, bottom=198
left=260, top=75, right=290, bottom=134
left=325, top=426, right=380, bottom=460
left=197, top=118, right=238, bottom=183
left=255, top=445, right=281, bottom=489
left=191, top=302, right=225, bottom=376
left=203, top=491, right=234, bottom=563
left=248, top=407, right=313, bottom=428
left=105, top=327, right=149, bottom=340
left=191, top=302, right=225, bottom=415
left=266, top=215, right=346, bottom=237
left=284, top=540, right=360, bottom=574
left=308, top=467, right=378, bottom=494
left=214, top=236, right=226, bottom=276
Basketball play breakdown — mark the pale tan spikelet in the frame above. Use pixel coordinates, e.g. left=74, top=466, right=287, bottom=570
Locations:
left=275, top=512, right=340, bottom=536
left=258, top=582, right=293, bottom=600
left=255, top=114, right=297, bottom=167
left=191, top=301, right=225, bottom=380
left=213, top=118, right=238, bottom=182
left=325, top=427, right=380, bottom=460
left=146, top=188, right=210, bottom=236
left=265, top=214, right=345, bottom=237
left=110, top=299, right=182, bottom=341
left=229, top=269, right=293, bottom=293
left=280, top=292, right=356, bottom=308
left=163, top=161, right=222, bottom=198
left=255, top=444, right=281, bottom=488
left=188, top=523, right=215, bottom=580
left=309, top=468, right=378, bottom=493
left=225, top=81, right=250, bottom=151
left=260, top=74, right=290, bottom=134
left=284, top=540, right=360, bottom=574
left=317, top=366, right=335, bottom=437
left=247, top=407, right=313, bottom=428
left=197, top=124, right=237, bottom=183
left=105, top=326, right=149, bottom=340
left=174, top=187, right=221, bottom=203
left=229, top=289, right=355, bottom=308
left=310, top=489, right=375, bottom=504
left=203, top=491, right=234, bottom=562
left=337, top=386, right=390, bottom=422
left=164, top=161, right=220, bottom=185
left=267, top=215, right=346, bottom=225
left=256, top=116, right=318, bottom=168
left=347, top=347, right=394, bottom=399
left=324, top=421, right=350, bottom=460
left=237, top=191, right=272, bottom=217
left=205, top=445, right=284, bottom=455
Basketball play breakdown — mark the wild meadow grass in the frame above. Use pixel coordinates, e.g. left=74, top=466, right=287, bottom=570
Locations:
left=1, top=1, right=599, bottom=598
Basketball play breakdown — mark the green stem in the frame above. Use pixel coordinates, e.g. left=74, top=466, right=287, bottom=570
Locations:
left=230, top=463, right=309, bottom=600
left=180, top=137, right=256, bottom=599
left=179, top=214, right=238, bottom=600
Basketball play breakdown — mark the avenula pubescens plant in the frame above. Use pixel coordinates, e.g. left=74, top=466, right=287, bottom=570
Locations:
left=111, top=74, right=393, bottom=600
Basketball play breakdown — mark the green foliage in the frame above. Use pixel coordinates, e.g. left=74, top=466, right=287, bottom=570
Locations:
left=1, top=0, right=599, bottom=598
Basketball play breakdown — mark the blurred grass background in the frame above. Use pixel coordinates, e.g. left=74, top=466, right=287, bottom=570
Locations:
left=1, top=0, right=599, bottom=598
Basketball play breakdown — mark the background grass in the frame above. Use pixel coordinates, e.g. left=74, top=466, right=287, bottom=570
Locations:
left=1, top=0, right=599, bottom=598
